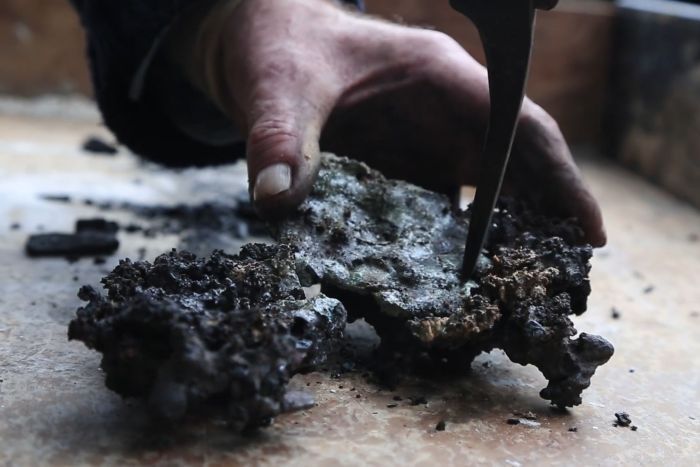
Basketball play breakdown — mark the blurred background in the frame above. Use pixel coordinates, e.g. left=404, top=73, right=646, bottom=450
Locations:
left=1, top=0, right=698, bottom=207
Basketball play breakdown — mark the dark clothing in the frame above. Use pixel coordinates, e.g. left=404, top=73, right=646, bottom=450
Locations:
left=69, top=0, right=363, bottom=167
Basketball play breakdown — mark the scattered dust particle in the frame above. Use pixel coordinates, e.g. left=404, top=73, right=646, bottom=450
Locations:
left=387, top=404, right=398, bottom=409
left=689, top=233, right=699, bottom=243
left=629, top=369, right=635, bottom=373
left=355, top=394, right=361, bottom=399
left=643, top=286, right=655, bottom=294
left=690, top=312, right=699, bottom=318
left=10, top=223, right=20, bottom=230
left=436, top=420, right=446, bottom=431
left=611, top=308, right=621, bottom=319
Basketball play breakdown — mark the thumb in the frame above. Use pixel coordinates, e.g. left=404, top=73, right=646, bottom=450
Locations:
left=246, top=94, right=333, bottom=219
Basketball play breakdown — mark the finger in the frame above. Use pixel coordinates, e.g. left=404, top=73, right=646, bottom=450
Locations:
left=514, top=104, right=607, bottom=247
left=243, top=77, right=338, bottom=219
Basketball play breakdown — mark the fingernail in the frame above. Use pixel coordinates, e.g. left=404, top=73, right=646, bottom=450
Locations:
left=253, top=163, right=292, bottom=201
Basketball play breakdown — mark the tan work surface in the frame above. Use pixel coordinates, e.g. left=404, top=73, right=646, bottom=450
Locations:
left=0, top=109, right=698, bottom=466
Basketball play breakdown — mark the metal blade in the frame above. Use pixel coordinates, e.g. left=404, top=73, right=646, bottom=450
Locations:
left=449, top=0, right=540, bottom=280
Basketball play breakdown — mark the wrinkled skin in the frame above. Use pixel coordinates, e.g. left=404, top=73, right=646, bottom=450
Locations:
left=214, top=0, right=605, bottom=246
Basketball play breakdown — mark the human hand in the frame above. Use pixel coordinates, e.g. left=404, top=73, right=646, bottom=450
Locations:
left=200, top=0, right=606, bottom=246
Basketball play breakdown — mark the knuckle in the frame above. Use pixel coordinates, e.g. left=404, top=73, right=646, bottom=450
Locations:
left=523, top=102, right=562, bottom=136
left=248, top=118, right=298, bottom=154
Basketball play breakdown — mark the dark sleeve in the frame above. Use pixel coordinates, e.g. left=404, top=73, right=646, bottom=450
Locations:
left=70, top=0, right=364, bottom=168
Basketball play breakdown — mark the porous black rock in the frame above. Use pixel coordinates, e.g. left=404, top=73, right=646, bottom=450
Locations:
left=273, top=154, right=614, bottom=408
left=69, top=245, right=346, bottom=430
left=70, top=154, right=614, bottom=430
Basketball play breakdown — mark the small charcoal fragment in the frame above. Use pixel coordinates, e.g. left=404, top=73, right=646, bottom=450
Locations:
left=568, top=427, right=578, bottom=432
left=76, top=219, right=119, bottom=234
left=614, top=412, right=632, bottom=427
left=506, top=418, right=521, bottom=425
left=631, top=426, right=638, bottom=431
left=435, top=420, right=446, bottom=431
left=26, top=233, right=119, bottom=257
left=82, top=136, right=118, bottom=155
left=26, top=217, right=120, bottom=258
left=387, top=404, right=398, bottom=409
left=611, top=308, right=621, bottom=319
left=40, top=194, right=71, bottom=203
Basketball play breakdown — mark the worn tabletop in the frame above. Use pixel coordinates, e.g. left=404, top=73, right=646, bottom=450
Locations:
left=0, top=105, right=698, bottom=466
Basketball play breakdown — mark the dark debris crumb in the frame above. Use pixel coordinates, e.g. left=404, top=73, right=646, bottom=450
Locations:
left=26, top=218, right=120, bottom=258
left=393, top=395, right=403, bottom=401
left=435, top=420, right=446, bottom=431
left=643, top=286, right=655, bottom=294
left=82, top=136, right=118, bottom=155
left=611, top=307, right=621, bottom=320
left=614, top=412, right=632, bottom=428
left=387, top=404, right=398, bottom=409
left=631, top=426, right=638, bottom=431
left=10, top=223, right=21, bottom=230
left=40, top=194, right=71, bottom=203
left=506, top=418, right=521, bottom=425
left=568, top=427, right=578, bottom=432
